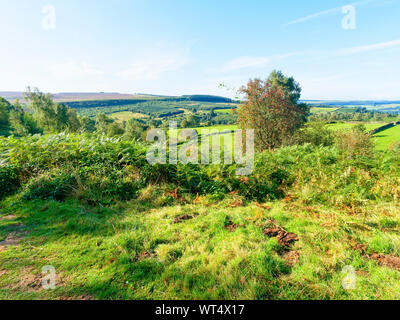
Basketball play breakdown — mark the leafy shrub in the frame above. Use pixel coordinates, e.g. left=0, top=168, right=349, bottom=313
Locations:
left=22, top=171, right=77, bottom=201
left=335, top=125, right=374, bottom=159
left=0, top=165, right=19, bottom=199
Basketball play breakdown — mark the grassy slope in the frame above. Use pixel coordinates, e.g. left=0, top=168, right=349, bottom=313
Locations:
left=1, top=191, right=400, bottom=300
left=374, top=125, right=400, bottom=150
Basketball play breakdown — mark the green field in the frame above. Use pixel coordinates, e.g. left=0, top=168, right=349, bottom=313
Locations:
left=374, top=125, right=400, bottom=150
left=110, top=111, right=149, bottom=123
left=310, top=107, right=339, bottom=113
left=173, top=123, right=400, bottom=151
left=326, top=122, right=385, bottom=132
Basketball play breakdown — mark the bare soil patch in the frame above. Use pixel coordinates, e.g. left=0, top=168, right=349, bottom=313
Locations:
left=5, top=267, right=42, bottom=292
left=0, top=215, right=17, bottom=221
left=264, top=227, right=298, bottom=247
left=369, top=253, right=400, bottom=269
left=173, top=214, right=193, bottom=224
left=349, top=237, right=400, bottom=270
left=224, top=217, right=244, bottom=232
left=0, top=230, right=29, bottom=251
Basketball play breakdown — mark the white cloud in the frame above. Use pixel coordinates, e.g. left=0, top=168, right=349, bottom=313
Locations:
left=284, top=0, right=375, bottom=26
left=47, top=61, right=104, bottom=77
left=117, top=52, right=190, bottom=81
left=216, top=37, right=400, bottom=76
left=338, top=39, right=400, bottom=55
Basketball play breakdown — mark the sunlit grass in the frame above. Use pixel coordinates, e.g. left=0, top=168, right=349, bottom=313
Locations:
left=373, top=125, right=400, bottom=150
left=1, top=193, right=400, bottom=300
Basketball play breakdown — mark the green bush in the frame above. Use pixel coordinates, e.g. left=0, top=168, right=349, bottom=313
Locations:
left=22, top=171, right=77, bottom=201
left=295, top=122, right=335, bottom=147
left=335, top=125, right=375, bottom=159
left=0, top=165, right=20, bottom=199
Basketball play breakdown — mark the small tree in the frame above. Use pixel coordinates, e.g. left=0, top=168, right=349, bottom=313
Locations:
left=237, top=72, right=308, bottom=150
left=25, top=87, right=58, bottom=132
left=0, top=98, right=10, bottom=135
left=8, top=100, right=42, bottom=136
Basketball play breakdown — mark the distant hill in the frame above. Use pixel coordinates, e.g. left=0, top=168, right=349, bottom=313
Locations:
left=0, top=92, right=238, bottom=106
left=302, top=99, right=400, bottom=106
left=0, top=92, right=145, bottom=103
left=183, top=95, right=237, bottom=103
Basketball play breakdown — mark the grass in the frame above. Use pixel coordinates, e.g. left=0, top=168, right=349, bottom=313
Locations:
left=1, top=192, right=400, bottom=300
left=168, top=125, right=239, bottom=152
left=374, top=125, right=400, bottom=150
left=169, top=125, right=238, bottom=139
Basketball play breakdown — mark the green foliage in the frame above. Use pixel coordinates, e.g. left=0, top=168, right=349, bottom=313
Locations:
left=123, top=119, right=147, bottom=141
left=0, top=165, right=19, bottom=199
left=8, top=101, right=42, bottom=136
left=0, top=97, right=11, bottom=135
left=107, top=122, right=125, bottom=137
left=267, top=70, right=302, bottom=104
left=95, top=113, right=113, bottom=134
left=335, top=125, right=375, bottom=159
left=79, top=116, right=96, bottom=133
left=22, top=170, right=76, bottom=201
left=181, top=114, right=200, bottom=128
left=24, top=87, right=87, bottom=134
left=295, top=122, right=335, bottom=146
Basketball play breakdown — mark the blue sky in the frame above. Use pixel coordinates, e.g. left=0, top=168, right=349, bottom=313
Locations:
left=0, top=0, right=399, bottom=99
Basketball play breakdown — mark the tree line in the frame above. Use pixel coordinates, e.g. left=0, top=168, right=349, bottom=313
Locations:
left=0, top=88, right=150, bottom=141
